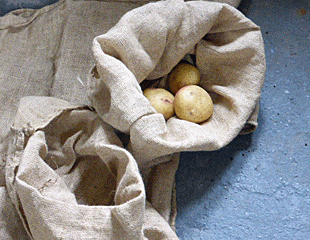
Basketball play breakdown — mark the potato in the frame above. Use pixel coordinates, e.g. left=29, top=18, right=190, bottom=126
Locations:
left=143, top=88, right=175, bottom=120
left=168, top=63, right=201, bottom=94
left=174, top=85, right=213, bottom=123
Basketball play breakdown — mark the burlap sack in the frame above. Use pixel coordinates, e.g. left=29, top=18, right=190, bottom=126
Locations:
left=4, top=96, right=179, bottom=239
left=0, top=0, right=262, bottom=239
left=88, top=0, right=266, bottom=167
left=0, top=2, right=143, bottom=237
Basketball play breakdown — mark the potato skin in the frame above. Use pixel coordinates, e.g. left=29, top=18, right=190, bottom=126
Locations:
left=168, top=63, right=200, bottom=95
left=174, top=85, right=213, bottom=123
left=143, top=88, right=175, bottom=120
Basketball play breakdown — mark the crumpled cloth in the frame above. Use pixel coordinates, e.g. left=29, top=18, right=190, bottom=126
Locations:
left=89, top=0, right=266, bottom=167
left=0, top=0, right=265, bottom=239
left=4, top=96, right=178, bottom=239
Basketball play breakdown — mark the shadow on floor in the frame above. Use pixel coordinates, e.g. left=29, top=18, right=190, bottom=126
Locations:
left=176, top=132, right=253, bottom=210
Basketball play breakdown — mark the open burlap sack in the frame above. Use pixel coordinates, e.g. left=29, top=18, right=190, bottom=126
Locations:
left=0, top=0, right=257, bottom=239
left=0, top=0, right=241, bottom=189
left=4, top=96, right=179, bottom=239
left=88, top=0, right=266, bottom=167
left=0, top=2, right=143, bottom=237
left=0, top=0, right=241, bottom=184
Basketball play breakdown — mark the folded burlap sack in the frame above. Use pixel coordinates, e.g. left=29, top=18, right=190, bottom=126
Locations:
left=88, top=0, right=266, bottom=167
left=5, top=96, right=179, bottom=239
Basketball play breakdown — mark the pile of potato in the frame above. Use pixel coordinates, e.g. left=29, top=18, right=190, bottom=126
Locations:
left=143, top=62, right=213, bottom=124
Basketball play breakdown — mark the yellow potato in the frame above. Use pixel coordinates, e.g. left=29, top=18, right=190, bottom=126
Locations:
left=168, top=63, right=201, bottom=95
left=143, top=88, right=175, bottom=120
left=174, top=85, right=213, bottom=123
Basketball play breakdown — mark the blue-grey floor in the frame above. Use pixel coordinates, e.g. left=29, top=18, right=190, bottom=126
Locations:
left=176, top=1, right=310, bottom=239
left=0, top=0, right=59, bottom=16
left=1, top=0, right=309, bottom=239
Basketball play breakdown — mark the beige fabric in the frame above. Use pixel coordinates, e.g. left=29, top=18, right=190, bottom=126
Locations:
left=5, top=96, right=179, bottom=239
left=0, top=0, right=144, bottom=182
left=1, top=4, right=143, bottom=235
left=0, top=1, right=178, bottom=238
left=0, top=0, right=243, bottom=183
left=0, top=0, right=264, bottom=239
left=0, top=187, right=30, bottom=239
left=89, top=0, right=266, bottom=167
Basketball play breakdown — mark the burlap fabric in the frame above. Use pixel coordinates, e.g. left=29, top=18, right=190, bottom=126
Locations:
left=0, top=0, right=265, bottom=239
left=4, top=96, right=179, bottom=239
left=89, top=0, right=266, bottom=167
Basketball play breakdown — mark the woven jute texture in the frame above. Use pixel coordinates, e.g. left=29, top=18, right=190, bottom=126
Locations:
left=89, top=0, right=266, bottom=167
left=4, top=96, right=179, bottom=239
left=0, top=0, right=265, bottom=239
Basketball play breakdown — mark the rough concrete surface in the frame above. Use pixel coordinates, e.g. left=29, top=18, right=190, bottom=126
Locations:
left=1, top=0, right=309, bottom=239
left=176, top=0, right=310, bottom=239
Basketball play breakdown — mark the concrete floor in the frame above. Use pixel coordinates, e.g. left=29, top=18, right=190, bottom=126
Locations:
left=0, top=0, right=59, bottom=16
left=1, top=0, right=309, bottom=239
left=176, top=1, right=310, bottom=239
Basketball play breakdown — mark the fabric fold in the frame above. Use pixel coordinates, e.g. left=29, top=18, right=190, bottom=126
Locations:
left=0, top=0, right=264, bottom=239
left=5, top=96, right=178, bottom=239
left=88, top=0, right=266, bottom=166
